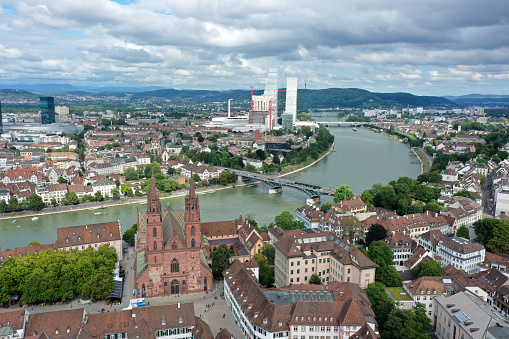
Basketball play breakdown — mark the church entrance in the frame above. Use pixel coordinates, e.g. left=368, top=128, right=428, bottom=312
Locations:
left=171, top=279, right=180, bottom=295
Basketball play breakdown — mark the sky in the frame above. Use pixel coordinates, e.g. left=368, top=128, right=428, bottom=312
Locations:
left=1, top=0, right=509, bottom=96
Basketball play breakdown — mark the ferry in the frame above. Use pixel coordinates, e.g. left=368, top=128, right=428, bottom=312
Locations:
left=32, top=217, right=39, bottom=221
left=94, top=212, right=102, bottom=215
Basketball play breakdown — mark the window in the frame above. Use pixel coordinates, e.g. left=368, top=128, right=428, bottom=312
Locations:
left=153, top=242, right=157, bottom=251
left=153, top=228, right=157, bottom=237
left=191, top=226, right=195, bottom=235
left=291, top=262, right=294, bottom=266
left=172, top=242, right=177, bottom=249
left=191, top=238, right=195, bottom=248
left=171, top=258, right=179, bottom=273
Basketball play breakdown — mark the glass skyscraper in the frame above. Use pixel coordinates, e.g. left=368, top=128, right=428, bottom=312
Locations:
left=40, top=96, right=55, bottom=124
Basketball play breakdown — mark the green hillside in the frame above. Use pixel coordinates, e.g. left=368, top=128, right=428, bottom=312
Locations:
left=0, top=89, right=38, bottom=100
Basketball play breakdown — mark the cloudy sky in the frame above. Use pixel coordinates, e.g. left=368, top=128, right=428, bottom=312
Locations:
left=1, top=0, right=509, bottom=95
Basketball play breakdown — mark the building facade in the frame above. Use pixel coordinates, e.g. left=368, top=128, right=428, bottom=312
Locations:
left=40, top=97, right=55, bottom=125
left=134, top=174, right=213, bottom=297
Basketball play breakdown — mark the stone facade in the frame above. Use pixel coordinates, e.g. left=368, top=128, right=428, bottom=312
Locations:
left=134, top=174, right=213, bottom=297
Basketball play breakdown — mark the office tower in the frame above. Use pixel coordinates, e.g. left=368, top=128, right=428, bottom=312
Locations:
left=0, top=101, right=3, bottom=134
left=285, top=77, right=298, bottom=123
left=40, top=97, right=55, bottom=124
left=250, top=68, right=279, bottom=130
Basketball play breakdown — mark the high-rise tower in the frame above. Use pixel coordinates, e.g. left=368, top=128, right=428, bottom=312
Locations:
left=40, top=97, right=55, bottom=124
left=0, top=101, right=3, bottom=134
left=282, top=77, right=298, bottom=130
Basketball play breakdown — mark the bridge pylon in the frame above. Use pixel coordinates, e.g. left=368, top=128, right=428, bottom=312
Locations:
left=306, top=195, right=320, bottom=205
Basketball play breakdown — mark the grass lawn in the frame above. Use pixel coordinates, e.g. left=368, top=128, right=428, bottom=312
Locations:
left=388, top=287, right=413, bottom=301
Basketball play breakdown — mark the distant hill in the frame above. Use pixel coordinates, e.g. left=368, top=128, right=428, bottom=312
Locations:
left=445, top=94, right=509, bottom=105
left=0, top=84, right=165, bottom=93
left=135, top=88, right=453, bottom=109
left=0, top=89, right=38, bottom=101
left=0, top=85, right=455, bottom=109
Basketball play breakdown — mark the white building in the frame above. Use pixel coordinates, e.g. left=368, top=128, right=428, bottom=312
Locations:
left=495, top=185, right=509, bottom=216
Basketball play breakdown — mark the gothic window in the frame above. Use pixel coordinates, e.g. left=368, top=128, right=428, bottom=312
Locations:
left=171, top=280, right=179, bottom=295
left=153, top=228, right=157, bottom=237
left=153, top=242, right=157, bottom=251
left=191, top=239, right=196, bottom=248
left=172, top=242, right=177, bottom=249
left=154, top=256, right=157, bottom=263
left=164, top=282, right=167, bottom=286
left=171, top=258, right=179, bottom=273
left=191, top=226, right=195, bottom=236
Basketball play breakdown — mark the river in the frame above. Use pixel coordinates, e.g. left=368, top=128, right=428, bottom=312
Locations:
left=0, top=127, right=420, bottom=249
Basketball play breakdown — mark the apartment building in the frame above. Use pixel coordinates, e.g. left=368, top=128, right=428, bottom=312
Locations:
left=274, top=232, right=377, bottom=288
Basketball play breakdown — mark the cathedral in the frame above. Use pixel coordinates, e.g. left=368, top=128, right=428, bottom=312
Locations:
left=134, top=173, right=213, bottom=297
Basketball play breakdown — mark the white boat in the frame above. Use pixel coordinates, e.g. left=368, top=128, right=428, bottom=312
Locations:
left=94, top=212, right=102, bottom=215
left=32, top=217, right=39, bottom=221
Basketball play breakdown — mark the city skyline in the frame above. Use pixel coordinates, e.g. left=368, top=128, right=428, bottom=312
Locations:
left=1, top=0, right=509, bottom=96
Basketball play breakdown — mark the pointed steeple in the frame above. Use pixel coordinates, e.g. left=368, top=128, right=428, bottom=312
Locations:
left=189, top=171, right=196, bottom=198
left=147, top=168, right=161, bottom=214
left=185, top=172, right=200, bottom=223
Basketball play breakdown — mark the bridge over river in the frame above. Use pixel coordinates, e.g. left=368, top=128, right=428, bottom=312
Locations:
left=229, top=169, right=338, bottom=204
left=316, top=121, right=369, bottom=127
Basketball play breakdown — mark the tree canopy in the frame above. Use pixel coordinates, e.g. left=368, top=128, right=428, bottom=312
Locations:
left=275, top=211, right=304, bottom=230
left=473, top=218, right=509, bottom=245
left=456, top=225, right=470, bottom=240
left=364, top=224, right=387, bottom=247
left=333, top=184, right=354, bottom=203
left=368, top=241, right=394, bottom=266
left=414, top=259, right=442, bottom=277
left=0, top=244, right=117, bottom=305
left=309, top=274, right=322, bottom=285
left=211, top=244, right=230, bottom=278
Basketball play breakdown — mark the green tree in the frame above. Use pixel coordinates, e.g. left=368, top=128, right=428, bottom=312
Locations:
left=94, top=191, right=105, bottom=202
left=333, top=184, right=354, bottom=203
left=366, top=282, right=395, bottom=330
left=320, top=203, right=332, bottom=213
left=261, top=245, right=275, bottom=265
left=414, top=259, right=442, bottom=277
left=121, top=184, right=134, bottom=196
left=423, top=202, right=442, bottom=213
left=309, top=273, right=322, bottom=285
left=65, top=191, right=80, bottom=205
left=382, top=309, right=419, bottom=339
left=376, top=265, right=402, bottom=287
left=456, top=225, right=470, bottom=240
left=413, top=303, right=433, bottom=334
left=25, top=194, right=46, bottom=211
left=123, top=167, right=138, bottom=181
left=368, top=241, right=394, bottom=266
left=58, top=176, right=69, bottom=184
left=211, top=244, right=230, bottom=278
left=428, top=171, right=443, bottom=183
left=193, top=173, right=201, bottom=183
left=342, top=217, right=364, bottom=244
left=123, top=228, right=136, bottom=246
left=28, top=241, right=41, bottom=246
left=111, top=187, right=120, bottom=200
left=51, top=198, right=58, bottom=207
left=8, top=197, right=21, bottom=212
left=80, top=272, right=114, bottom=301
left=275, top=211, right=304, bottom=230
left=454, top=190, right=475, bottom=201
left=0, top=200, right=7, bottom=213
left=373, top=185, right=397, bottom=210
left=473, top=218, right=506, bottom=245
left=364, top=224, right=387, bottom=247
left=487, top=223, right=509, bottom=255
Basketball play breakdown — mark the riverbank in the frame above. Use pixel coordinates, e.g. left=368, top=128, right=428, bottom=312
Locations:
left=0, top=143, right=336, bottom=221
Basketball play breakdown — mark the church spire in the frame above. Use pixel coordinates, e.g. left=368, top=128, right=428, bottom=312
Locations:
left=189, top=171, right=196, bottom=198
left=147, top=168, right=161, bottom=214
left=185, top=172, right=200, bottom=223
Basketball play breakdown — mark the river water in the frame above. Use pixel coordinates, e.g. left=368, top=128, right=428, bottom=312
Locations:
left=0, top=127, right=420, bottom=249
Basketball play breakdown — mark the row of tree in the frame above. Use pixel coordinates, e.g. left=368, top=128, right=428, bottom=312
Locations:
left=473, top=219, right=509, bottom=255
left=0, top=244, right=117, bottom=305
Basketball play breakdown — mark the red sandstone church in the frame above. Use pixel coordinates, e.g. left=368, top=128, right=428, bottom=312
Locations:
left=134, top=174, right=213, bottom=297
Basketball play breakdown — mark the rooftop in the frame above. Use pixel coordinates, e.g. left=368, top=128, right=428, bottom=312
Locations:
left=387, top=287, right=413, bottom=301
left=264, top=289, right=335, bottom=306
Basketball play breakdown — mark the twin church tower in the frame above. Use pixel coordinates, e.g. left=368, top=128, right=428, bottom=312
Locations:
left=134, top=173, right=212, bottom=297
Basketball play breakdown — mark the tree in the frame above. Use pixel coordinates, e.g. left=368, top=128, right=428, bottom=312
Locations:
left=80, top=272, right=114, bottom=301
left=111, top=187, right=120, bottom=200
left=454, top=190, right=475, bottom=201
left=414, top=259, right=442, bottom=277
left=123, top=167, right=138, bottom=181
left=366, top=282, right=395, bottom=330
left=261, top=245, right=275, bottom=265
left=376, top=265, right=402, bottom=287
left=342, top=217, right=364, bottom=244
left=373, top=185, right=397, bottom=210
left=211, top=244, right=230, bottom=278
left=275, top=211, right=304, bottom=230
left=64, top=191, right=80, bottom=205
left=320, top=203, right=332, bottom=213
left=382, top=309, right=418, bottom=339
left=365, top=224, right=387, bottom=247
left=94, top=191, right=104, bottom=202
left=0, top=200, right=7, bottom=213
left=428, top=171, right=443, bottom=184
left=51, top=198, right=58, bottom=207
left=8, top=197, right=21, bottom=212
left=413, top=303, right=432, bottom=334
left=333, top=184, right=354, bottom=203
left=487, top=223, right=509, bottom=255
left=25, top=194, right=46, bottom=211
left=309, top=273, right=322, bottom=285
left=167, top=167, right=176, bottom=176
left=28, top=241, right=41, bottom=246
left=473, top=218, right=507, bottom=245
left=456, top=225, right=470, bottom=240
left=58, top=176, right=68, bottom=184
left=193, top=174, right=201, bottom=183
left=368, top=241, right=394, bottom=266
left=123, top=228, right=136, bottom=246
left=121, top=184, right=134, bottom=197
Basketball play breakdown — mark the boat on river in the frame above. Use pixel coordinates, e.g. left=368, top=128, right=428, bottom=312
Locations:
left=11, top=220, right=16, bottom=223
left=32, top=217, right=39, bottom=221
left=352, top=128, right=357, bottom=131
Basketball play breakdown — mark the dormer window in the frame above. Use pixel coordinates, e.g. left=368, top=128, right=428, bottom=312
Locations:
left=55, top=329, right=59, bottom=334
left=162, top=317, right=166, bottom=326
left=78, top=236, right=82, bottom=241
left=67, top=327, right=71, bottom=333
left=66, top=238, right=69, bottom=243
left=178, top=315, right=183, bottom=324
